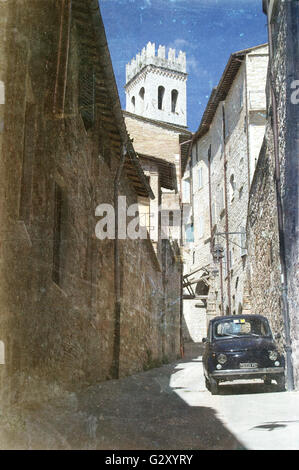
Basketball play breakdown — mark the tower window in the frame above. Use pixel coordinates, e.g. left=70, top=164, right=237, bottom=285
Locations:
left=131, top=96, right=135, bottom=111
left=171, top=89, right=178, bottom=113
left=158, top=86, right=165, bottom=110
left=139, top=87, right=145, bottom=113
left=139, top=87, right=145, bottom=100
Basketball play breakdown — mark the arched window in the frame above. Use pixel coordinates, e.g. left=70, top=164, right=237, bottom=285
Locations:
left=158, top=86, right=165, bottom=110
left=171, top=89, right=178, bottom=113
left=139, top=87, right=145, bottom=100
left=139, top=87, right=145, bottom=113
left=131, top=96, right=135, bottom=111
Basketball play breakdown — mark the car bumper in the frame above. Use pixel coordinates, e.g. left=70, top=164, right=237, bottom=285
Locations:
left=211, top=367, right=284, bottom=380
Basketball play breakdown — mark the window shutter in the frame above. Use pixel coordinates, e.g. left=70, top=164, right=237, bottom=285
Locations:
left=79, top=64, right=95, bottom=131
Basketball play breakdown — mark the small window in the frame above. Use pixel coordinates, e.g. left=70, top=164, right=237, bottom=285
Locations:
left=185, top=224, right=194, bottom=243
left=171, top=89, right=178, bottom=113
left=229, top=174, right=236, bottom=201
left=158, top=86, right=165, bottom=110
left=139, top=88, right=145, bottom=113
left=169, top=211, right=174, bottom=226
left=131, top=96, right=135, bottom=111
left=139, top=87, right=145, bottom=100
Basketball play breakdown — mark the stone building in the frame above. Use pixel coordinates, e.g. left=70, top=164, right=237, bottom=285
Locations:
left=0, top=0, right=182, bottom=408
left=123, top=44, right=192, bottom=355
left=125, top=42, right=187, bottom=127
left=246, top=0, right=299, bottom=390
left=182, top=44, right=269, bottom=341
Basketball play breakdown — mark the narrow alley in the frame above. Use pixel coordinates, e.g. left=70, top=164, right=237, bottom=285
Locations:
left=0, top=0, right=298, bottom=453
left=1, top=343, right=298, bottom=450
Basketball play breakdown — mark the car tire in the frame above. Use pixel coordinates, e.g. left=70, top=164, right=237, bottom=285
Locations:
left=205, top=377, right=210, bottom=391
left=210, top=377, right=219, bottom=395
left=276, top=374, right=286, bottom=392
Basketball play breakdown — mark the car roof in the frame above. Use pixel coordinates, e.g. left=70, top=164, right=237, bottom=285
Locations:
left=209, top=314, right=268, bottom=324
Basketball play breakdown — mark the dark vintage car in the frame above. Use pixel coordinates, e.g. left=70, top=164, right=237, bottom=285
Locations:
left=202, top=315, right=285, bottom=395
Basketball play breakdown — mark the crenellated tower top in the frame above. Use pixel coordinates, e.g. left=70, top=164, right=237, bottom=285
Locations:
left=125, top=42, right=188, bottom=127
left=126, top=42, right=187, bottom=84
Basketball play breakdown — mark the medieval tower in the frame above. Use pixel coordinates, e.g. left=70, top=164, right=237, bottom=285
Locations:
left=125, top=42, right=188, bottom=127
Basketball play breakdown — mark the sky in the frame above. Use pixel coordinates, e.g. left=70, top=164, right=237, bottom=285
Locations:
left=100, top=0, right=268, bottom=132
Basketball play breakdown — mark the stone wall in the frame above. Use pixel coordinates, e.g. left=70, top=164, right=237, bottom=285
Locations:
left=246, top=135, right=284, bottom=354
left=183, top=45, right=268, bottom=338
left=247, top=0, right=299, bottom=388
left=0, top=0, right=181, bottom=408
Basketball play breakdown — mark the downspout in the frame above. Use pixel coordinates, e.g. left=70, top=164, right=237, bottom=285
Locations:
left=222, top=103, right=232, bottom=316
left=244, top=54, right=251, bottom=191
left=208, top=144, right=213, bottom=253
left=179, top=142, right=184, bottom=358
left=111, top=144, right=127, bottom=379
left=53, top=0, right=72, bottom=117
left=219, top=259, right=225, bottom=316
left=265, top=0, right=294, bottom=390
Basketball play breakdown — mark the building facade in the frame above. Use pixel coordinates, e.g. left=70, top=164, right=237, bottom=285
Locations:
left=182, top=44, right=269, bottom=341
left=0, top=0, right=183, bottom=408
left=246, top=0, right=299, bottom=390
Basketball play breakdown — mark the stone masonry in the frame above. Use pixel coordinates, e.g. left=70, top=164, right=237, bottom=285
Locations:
left=247, top=0, right=299, bottom=389
left=182, top=44, right=269, bottom=338
left=0, top=0, right=182, bottom=409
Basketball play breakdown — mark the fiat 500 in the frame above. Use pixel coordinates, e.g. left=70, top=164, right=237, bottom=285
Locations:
left=202, top=315, right=285, bottom=395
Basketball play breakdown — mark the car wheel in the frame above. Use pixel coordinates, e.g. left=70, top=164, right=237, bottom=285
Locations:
left=276, top=374, right=286, bottom=392
left=210, top=377, right=219, bottom=395
left=205, top=377, right=210, bottom=391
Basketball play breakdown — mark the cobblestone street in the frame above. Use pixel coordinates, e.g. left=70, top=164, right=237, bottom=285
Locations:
left=1, top=343, right=298, bottom=450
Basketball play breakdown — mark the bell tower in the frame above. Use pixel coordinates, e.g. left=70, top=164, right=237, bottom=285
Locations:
left=125, top=42, right=188, bottom=127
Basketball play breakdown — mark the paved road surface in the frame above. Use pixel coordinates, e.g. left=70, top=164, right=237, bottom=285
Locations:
left=1, top=343, right=298, bottom=450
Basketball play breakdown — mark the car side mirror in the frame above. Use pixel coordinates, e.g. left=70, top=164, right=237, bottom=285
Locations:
left=202, top=337, right=207, bottom=343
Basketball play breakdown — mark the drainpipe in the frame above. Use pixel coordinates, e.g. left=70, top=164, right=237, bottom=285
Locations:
left=265, top=0, right=294, bottom=391
left=222, top=103, right=232, bottom=316
left=111, top=144, right=127, bottom=379
left=53, top=0, right=72, bottom=117
left=244, top=54, right=251, bottom=191
left=208, top=145, right=213, bottom=252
